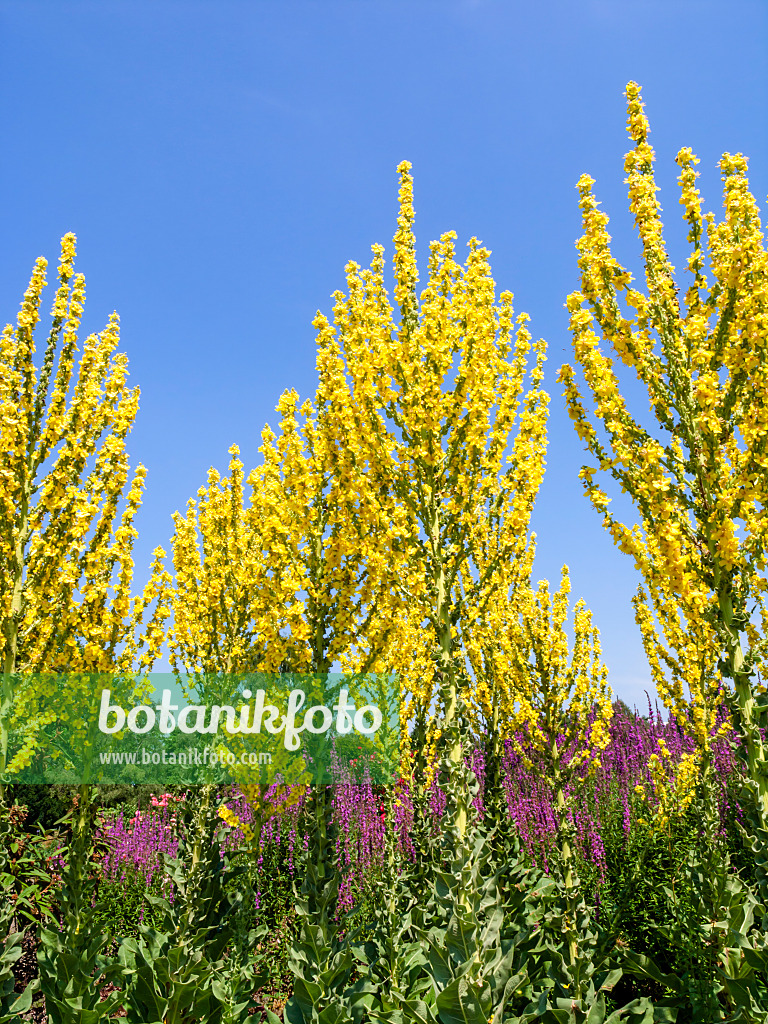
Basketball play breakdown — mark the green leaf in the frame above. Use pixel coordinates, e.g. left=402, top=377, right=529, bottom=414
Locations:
left=480, top=906, right=503, bottom=952
left=622, top=951, right=683, bottom=993
left=445, top=916, right=477, bottom=965
left=427, top=941, right=454, bottom=992
left=742, top=945, right=768, bottom=973
left=585, top=992, right=607, bottom=1024
left=317, top=1005, right=354, bottom=1024
left=598, top=968, right=622, bottom=994
left=284, top=997, right=307, bottom=1024
left=436, top=977, right=491, bottom=1024
left=391, top=992, right=436, bottom=1024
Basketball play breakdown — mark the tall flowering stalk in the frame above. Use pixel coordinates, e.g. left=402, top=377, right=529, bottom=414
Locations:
left=507, top=567, right=613, bottom=969
left=314, top=161, right=548, bottom=838
left=558, top=82, right=768, bottom=829
left=160, top=443, right=282, bottom=680
left=159, top=370, right=394, bottom=688
left=460, top=526, right=538, bottom=835
left=0, top=236, right=167, bottom=798
left=157, top=325, right=395, bottom=888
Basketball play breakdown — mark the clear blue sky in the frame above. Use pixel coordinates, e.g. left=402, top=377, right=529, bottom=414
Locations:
left=1, top=0, right=766, bottom=709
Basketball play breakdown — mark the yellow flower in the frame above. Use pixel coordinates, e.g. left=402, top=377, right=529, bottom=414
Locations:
left=559, top=82, right=768, bottom=763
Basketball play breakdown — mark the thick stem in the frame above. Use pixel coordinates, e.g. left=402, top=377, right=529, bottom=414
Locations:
left=315, top=783, right=328, bottom=874
left=490, top=695, right=500, bottom=783
left=717, top=573, right=768, bottom=826
left=0, top=499, right=29, bottom=805
left=0, top=672, right=11, bottom=807
left=697, top=750, right=726, bottom=990
left=190, top=785, right=211, bottom=874
left=384, top=784, right=396, bottom=917
left=429, top=492, right=467, bottom=840
left=554, top=763, right=579, bottom=978
left=487, top=693, right=511, bottom=869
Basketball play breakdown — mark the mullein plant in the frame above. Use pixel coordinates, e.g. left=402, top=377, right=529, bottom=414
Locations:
left=492, top=570, right=655, bottom=1020
left=506, top=570, right=612, bottom=951
left=0, top=237, right=169, bottom=1021
left=158, top=349, right=400, bottom=689
left=460, top=521, right=537, bottom=866
left=156, top=318, right=401, bottom=1019
left=155, top=332, right=400, bottom=808
left=559, top=80, right=768, bottom=834
left=312, top=159, right=548, bottom=845
left=156, top=159, right=551, bottom=1020
left=239, top=160, right=548, bottom=1022
left=559, top=80, right=768, bottom=1019
left=629, top=739, right=768, bottom=1021
left=0, top=236, right=168, bottom=797
left=294, top=161, right=663, bottom=1023
left=35, top=790, right=126, bottom=1023
left=117, top=785, right=263, bottom=1024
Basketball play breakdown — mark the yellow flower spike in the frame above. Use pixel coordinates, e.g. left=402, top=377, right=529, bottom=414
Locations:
left=1, top=237, right=167, bottom=786
left=640, top=746, right=701, bottom=836
left=494, top=566, right=613, bottom=802
left=559, top=82, right=768, bottom=801
left=162, top=276, right=401, bottom=720
left=297, top=163, right=551, bottom=843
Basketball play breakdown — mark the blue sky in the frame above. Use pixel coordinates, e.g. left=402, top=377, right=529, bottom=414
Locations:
left=1, top=0, right=766, bottom=709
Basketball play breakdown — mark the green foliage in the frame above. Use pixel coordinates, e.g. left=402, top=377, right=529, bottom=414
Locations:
left=8, top=734, right=768, bottom=1024
left=36, top=786, right=124, bottom=1023
left=118, top=786, right=263, bottom=1024
left=599, top=777, right=768, bottom=1022
left=220, top=795, right=298, bottom=1011
left=0, top=926, right=36, bottom=1023
left=7, top=783, right=70, bottom=831
left=0, top=805, right=60, bottom=932
left=90, top=865, right=168, bottom=940
left=0, top=806, right=38, bottom=1021
left=283, top=786, right=376, bottom=1024
left=243, top=850, right=296, bottom=1009
left=596, top=803, right=701, bottom=979
left=367, top=825, right=539, bottom=1023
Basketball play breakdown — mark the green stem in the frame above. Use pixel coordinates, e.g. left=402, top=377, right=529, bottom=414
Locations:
left=716, top=570, right=768, bottom=827
left=428, top=490, right=467, bottom=841
left=0, top=671, right=11, bottom=807
left=190, top=785, right=211, bottom=874
left=1, top=476, right=30, bottom=806
left=554, top=768, right=579, bottom=984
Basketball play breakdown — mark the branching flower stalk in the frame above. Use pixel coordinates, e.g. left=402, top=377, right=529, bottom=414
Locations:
left=507, top=568, right=613, bottom=984
left=313, top=161, right=548, bottom=840
left=160, top=348, right=396, bottom=872
left=558, top=81, right=768, bottom=829
left=0, top=236, right=167, bottom=801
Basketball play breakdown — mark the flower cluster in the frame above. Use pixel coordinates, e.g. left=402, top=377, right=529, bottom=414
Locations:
left=98, top=805, right=179, bottom=890
left=557, top=82, right=768, bottom=770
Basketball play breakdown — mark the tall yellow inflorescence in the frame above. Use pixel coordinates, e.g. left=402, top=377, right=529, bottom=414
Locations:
left=160, top=370, right=394, bottom=687
left=510, top=567, right=613, bottom=777
left=162, top=441, right=296, bottom=683
left=156, top=331, right=398, bottom=805
left=157, top=163, right=548, bottom=837
left=635, top=738, right=701, bottom=835
left=311, top=162, right=549, bottom=821
left=558, top=82, right=768, bottom=771
left=500, top=566, right=612, bottom=968
left=0, top=236, right=168, bottom=783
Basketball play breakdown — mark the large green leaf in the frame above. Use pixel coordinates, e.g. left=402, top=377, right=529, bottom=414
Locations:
left=435, top=977, right=492, bottom=1024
